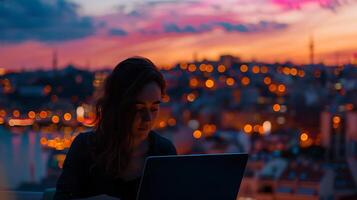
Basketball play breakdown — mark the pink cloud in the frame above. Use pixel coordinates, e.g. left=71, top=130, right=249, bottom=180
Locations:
left=271, top=0, right=339, bottom=9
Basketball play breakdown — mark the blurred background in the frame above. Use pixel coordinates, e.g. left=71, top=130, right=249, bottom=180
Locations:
left=1, top=0, right=357, bottom=199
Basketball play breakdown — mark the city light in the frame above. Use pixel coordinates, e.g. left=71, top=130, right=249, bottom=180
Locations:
left=189, top=78, right=199, bottom=88
left=206, top=64, right=214, bottom=73
left=226, top=77, right=235, bottom=86
left=0, top=110, right=6, bottom=117
left=188, top=64, right=197, bottom=72
left=273, top=104, right=281, bottom=112
left=252, top=66, right=260, bottom=74
left=261, top=66, right=269, bottom=73
left=263, top=77, right=271, bottom=85
left=180, top=63, right=188, bottom=70
left=278, top=84, right=286, bottom=93
left=13, top=110, right=20, bottom=118
left=205, top=79, right=215, bottom=88
left=240, top=65, right=248, bottom=73
left=193, top=130, right=202, bottom=139
left=52, top=115, right=60, bottom=124
left=243, top=124, right=253, bottom=134
left=199, top=64, right=207, bottom=72
left=300, top=133, right=309, bottom=142
left=28, top=111, right=36, bottom=119
left=333, top=116, right=341, bottom=124
left=63, top=113, right=72, bottom=121
left=241, top=77, right=250, bottom=86
left=167, top=118, right=176, bottom=126
left=187, top=93, right=196, bottom=102
left=218, top=65, right=226, bottom=73
left=39, top=111, right=47, bottom=119
left=263, top=121, right=272, bottom=135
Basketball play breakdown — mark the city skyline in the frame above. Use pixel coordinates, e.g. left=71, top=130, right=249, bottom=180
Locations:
left=1, top=0, right=357, bottom=70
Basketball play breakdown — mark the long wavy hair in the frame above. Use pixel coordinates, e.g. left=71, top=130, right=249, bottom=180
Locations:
left=93, top=57, right=166, bottom=177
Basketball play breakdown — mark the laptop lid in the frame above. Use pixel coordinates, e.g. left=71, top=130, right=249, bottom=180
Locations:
left=136, top=153, right=248, bottom=200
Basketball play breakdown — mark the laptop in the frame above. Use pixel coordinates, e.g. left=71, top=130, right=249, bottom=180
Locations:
left=136, top=153, right=248, bottom=200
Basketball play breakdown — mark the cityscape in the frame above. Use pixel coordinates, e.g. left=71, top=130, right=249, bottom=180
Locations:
left=1, top=0, right=357, bottom=199
left=1, top=53, right=357, bottom=199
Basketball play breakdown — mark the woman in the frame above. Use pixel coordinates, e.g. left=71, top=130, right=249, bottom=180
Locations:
left=54, top=57, right=177, bottom=200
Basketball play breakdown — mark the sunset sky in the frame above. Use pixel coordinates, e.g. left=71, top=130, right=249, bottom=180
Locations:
left=1, top=0, right=357, bottom=70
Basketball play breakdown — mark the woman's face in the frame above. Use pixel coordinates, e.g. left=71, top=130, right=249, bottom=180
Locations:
left=132, top=82, right=162, bottom=140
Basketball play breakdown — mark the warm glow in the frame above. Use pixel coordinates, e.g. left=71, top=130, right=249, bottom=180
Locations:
left=63, top=113, right=72, bottom=121
left=43, top=85, right=52, bottom=95
left=159, top=121, right=167, bottom=128
left=300, top=133, right=309, bottom=141
left=13, top=110, right=20, bottom=118
left=262, top=121, right=272, bottom=134
left=261, top=66, right=269, bottom=73
left=40, top=111, right=47, bottom=119
left=188, top=64, right=197, bottom=72
left=298, top=70, right=305, bottom=77
left=167, top=118, right=176, bottom=126
left=76, top=106, right=85, bottom=118
left=218, top=65, right=226, bottom=73
left=226, top=77, right=235, bottom=86
left=278, top=84, right=286, bottom=93
left=8, top=118, right=34, bottom=126
left=273, top=104, right=281, bottom=112
left=241, top=77, right=250, bottom=86
left=199, top=64, right=207, bottom=72
left=205, top=79, right=215, bottom=88
left=52, top=115, right=60, bottom=124
left=203, top=124, right=216, bottom=136
left=187, top=93, right=196, bottom=102
left=0, top=110, right=6, bottom=117
left=40, top=137, right=48, bottom=145
left=0, top=117, right=4, bottom=124
left=28, top=111, right=36, bottom=119
left=263, top=77, right=271, bottom=85
left=162, top=95, right=170, bottom=103
left=189, top=78, right=199, bottom=88
left=253, top=125, right=261, bottom=132
left=0, top=68, right=5, bottom=76
left=290, top=68, right=298, bottom=76
left=333, top=116, right=341, bottom=124
left=269, top=84, right=277, bottom=92
left=283, top=67, right=290, bottom=75
left=243, top=124, right=253, bottom=133
left=193, top=130, right=202, bottom=139
left=252, top=65, right=260, bottom=74
left=206, top=64, right=214, bottom=73
left=180, top=63, right=188, bottom=70
left=240, top=65, right=248, bottom=73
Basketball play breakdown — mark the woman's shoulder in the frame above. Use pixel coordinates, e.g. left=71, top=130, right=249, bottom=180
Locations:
left=150, top=131, right=177, bottom=155
left=67, top=131, right=96, bottom=157
left=72, top=131, right=95, bottom=147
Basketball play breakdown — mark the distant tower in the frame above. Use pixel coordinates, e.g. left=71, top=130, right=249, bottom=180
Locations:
left=309, top=34, right=314, bottom=65
left=52, top=50, right=58, bottom=71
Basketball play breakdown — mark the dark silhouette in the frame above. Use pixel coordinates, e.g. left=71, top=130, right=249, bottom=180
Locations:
left=54, top=57, right=177, bottom=200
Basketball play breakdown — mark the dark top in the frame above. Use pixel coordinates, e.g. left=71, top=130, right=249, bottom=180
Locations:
left=54, top=131, right=177, bottom=200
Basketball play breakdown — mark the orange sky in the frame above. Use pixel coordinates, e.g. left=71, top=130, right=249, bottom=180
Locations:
left=1, top=0, right=357, bottom=70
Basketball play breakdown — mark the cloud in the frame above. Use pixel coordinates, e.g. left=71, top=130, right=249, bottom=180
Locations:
left=164, top=23, right=199, bottom=33
left=271, top=0, right=350, bottom=10
left=161, top=20, right=287, bottom=34
left=217, top=21, right=288, bottom=32
left=108, top=28, right=127, bottom=36
left=0, top=0, right=95, bottom=43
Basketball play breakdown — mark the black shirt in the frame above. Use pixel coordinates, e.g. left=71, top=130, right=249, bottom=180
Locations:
left=54, top=131, right=177, bottom=200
